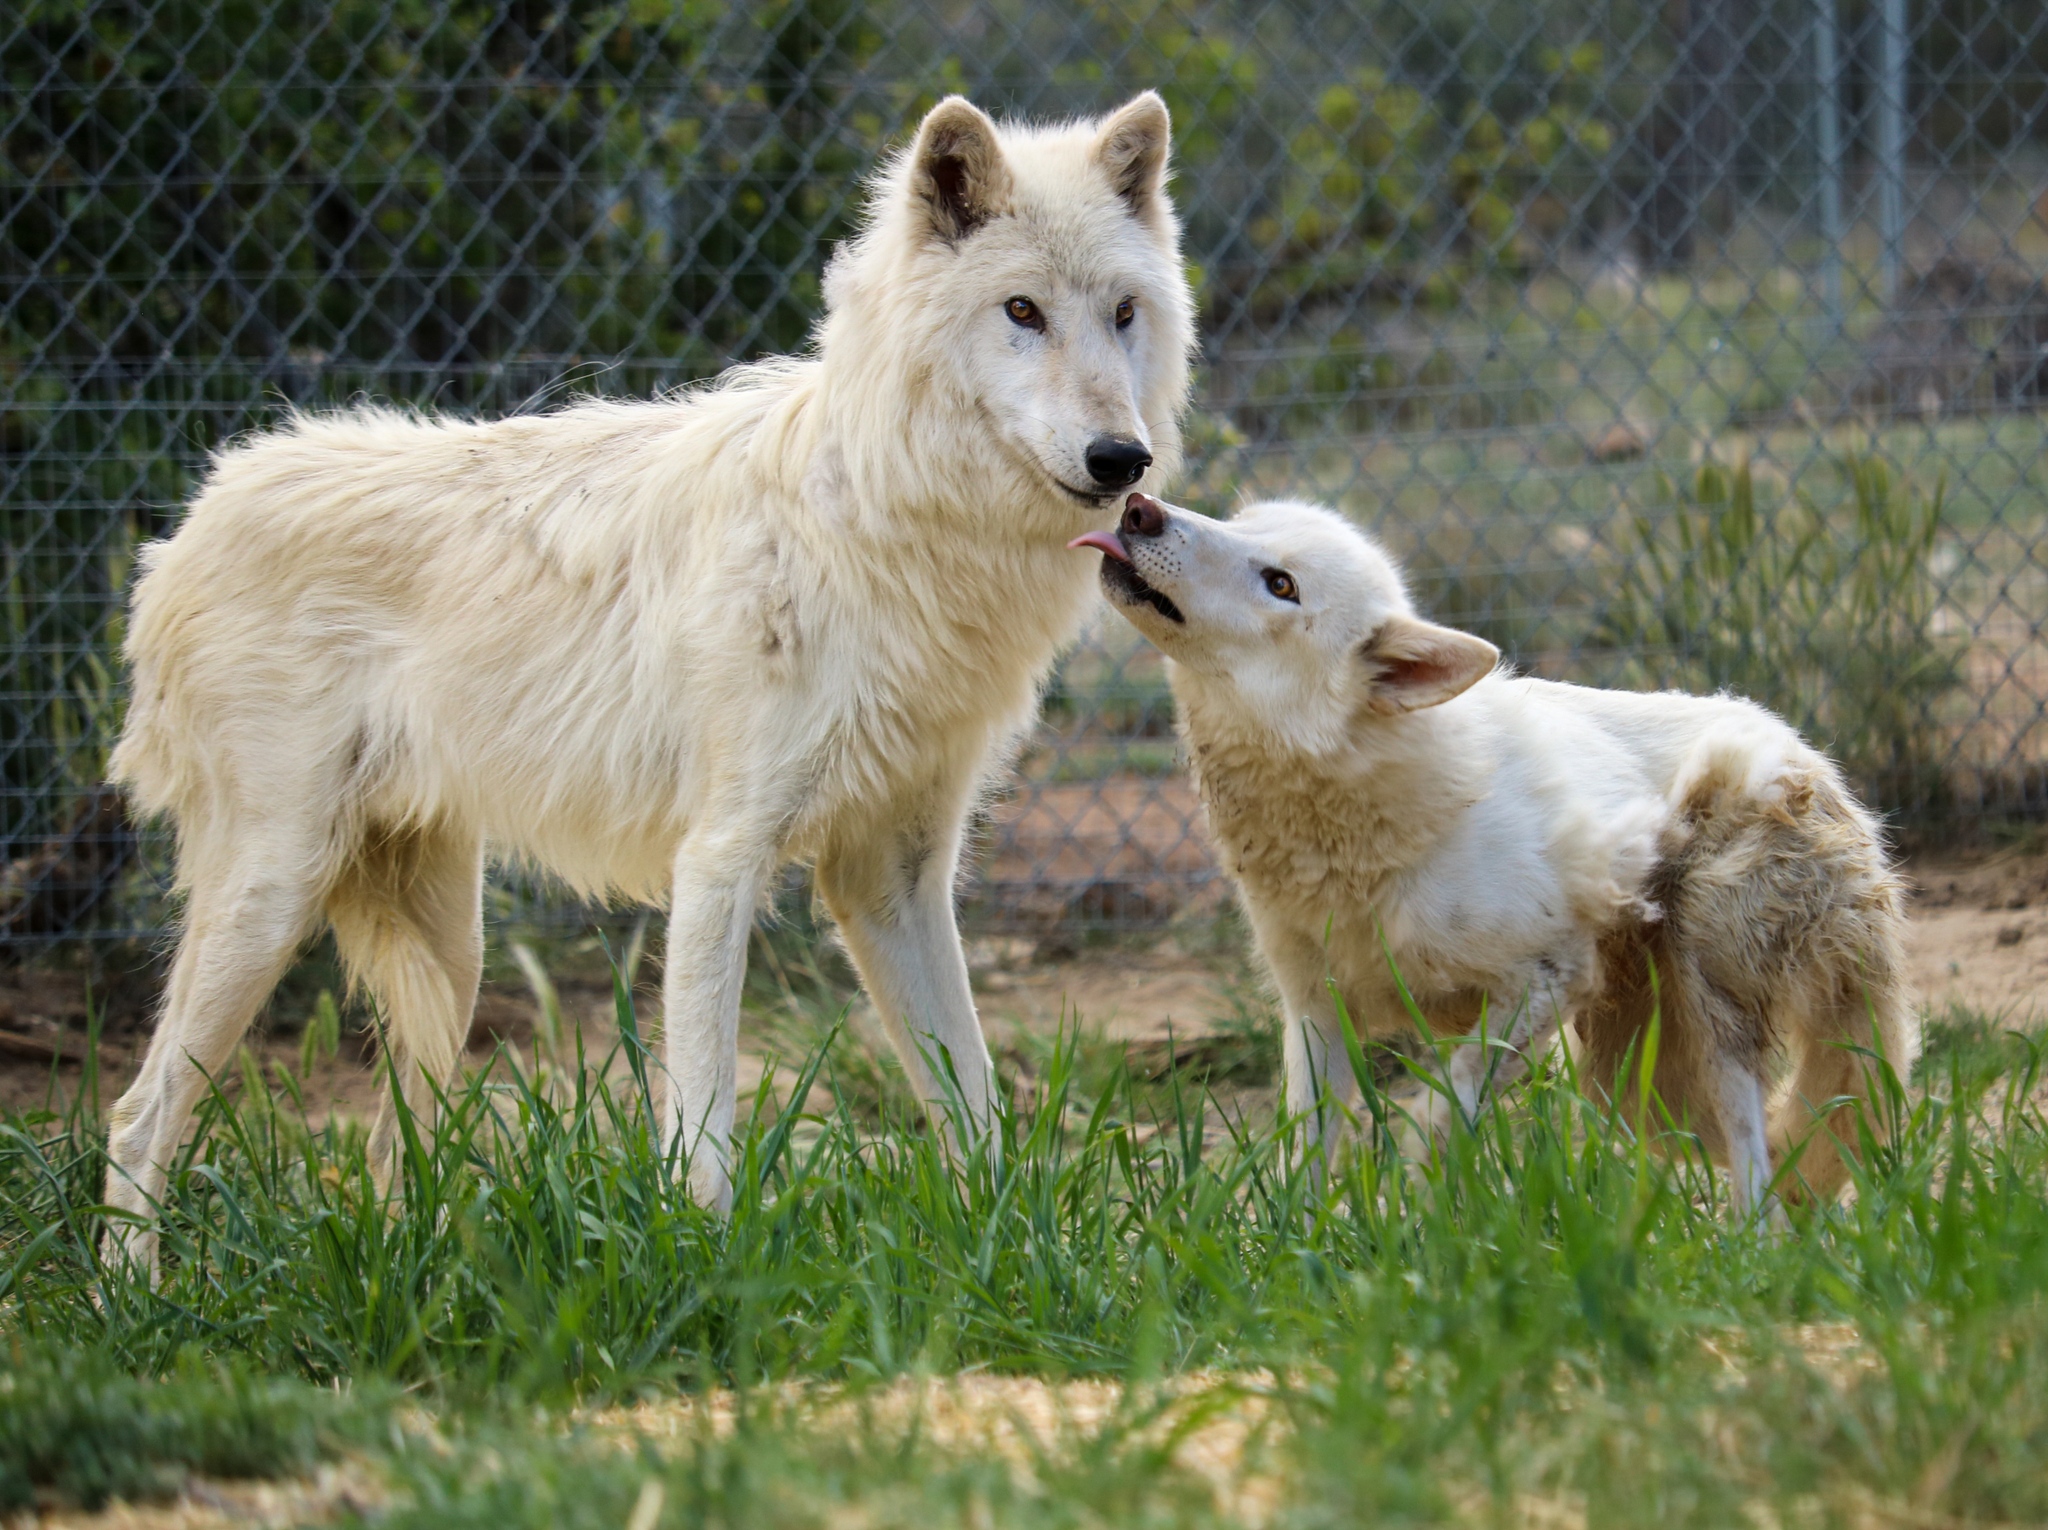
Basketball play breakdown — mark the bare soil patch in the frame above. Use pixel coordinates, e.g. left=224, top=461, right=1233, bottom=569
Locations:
left=0, top=1462, right=382, bottom=1530
left=587, top=1372, right=1280, bottom=1520
left=1904, top=844, right=2048, bottom=1022
left=967, top=939, right=1254, bottom=1047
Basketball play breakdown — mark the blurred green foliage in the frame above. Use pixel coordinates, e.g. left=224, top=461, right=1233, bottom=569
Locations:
left=1597, top=453, right=1967, bottom=812
left=1269, top=47, right=1616, bottom=293
left=0, top=1340, right=351, bottom=1511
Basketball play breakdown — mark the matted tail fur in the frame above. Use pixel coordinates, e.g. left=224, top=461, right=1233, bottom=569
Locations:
left=1764, top=902, right=1915, bottom=1204
left=1573, top=738, right=1917, bottom=1206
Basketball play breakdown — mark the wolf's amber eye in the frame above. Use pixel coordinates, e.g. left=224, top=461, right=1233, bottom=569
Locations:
left=1115, top=296, right=1136, bottom=328
left=1262, top=568, right=1299, bottom=604
left=1005, top=296, right=1044, bottom=330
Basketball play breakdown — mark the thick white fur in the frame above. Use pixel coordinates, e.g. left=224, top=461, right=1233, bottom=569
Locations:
left=1090, top=497, right=1917, bottom=1216
left=103, top=94, right=1194, bottom=1266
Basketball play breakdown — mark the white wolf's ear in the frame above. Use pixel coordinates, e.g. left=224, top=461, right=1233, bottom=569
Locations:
left=907, top=96, right=1013, bottom=244
left=1092, top=92, right=1172, bottom=222
left=1359, top=614, right=1498, bottom=714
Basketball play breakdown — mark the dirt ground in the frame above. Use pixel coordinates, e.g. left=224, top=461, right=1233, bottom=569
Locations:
left=1893, top=844, right=2048, bottom=1020
left=3, top=846, right=2043, bottom=1123
left=4, top=1327, right=1893, bottom=1530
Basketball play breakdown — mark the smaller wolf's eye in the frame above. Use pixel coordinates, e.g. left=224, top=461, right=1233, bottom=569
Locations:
left=1005, top=296, right=1044, bottom=331
left=1262, top=568, right=1299, bottom=604
left=1114, top=296, right=1136, bottom=328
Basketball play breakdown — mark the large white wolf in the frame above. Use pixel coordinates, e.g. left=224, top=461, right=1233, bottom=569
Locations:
left=104, top=92, right=1193, bottom=1261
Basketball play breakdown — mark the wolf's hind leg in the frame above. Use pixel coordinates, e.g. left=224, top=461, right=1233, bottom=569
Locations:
left=103, top=824, right=332, bottom=1280
left=1429, top=950, right=1587, bottom=1139
left=1653, top=950, right=1781, bottom=1219
left=326, top=821, right=485, bottom=1185
left=1706, top=1052, right=1775, bottom=1219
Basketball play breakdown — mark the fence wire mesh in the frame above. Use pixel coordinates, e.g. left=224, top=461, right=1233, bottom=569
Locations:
left=6, top=0, right=2048, bottom=949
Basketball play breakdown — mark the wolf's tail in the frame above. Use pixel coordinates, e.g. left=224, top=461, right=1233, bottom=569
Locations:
left=107, top=539, right=188, bottom=827
left=1768, top=929, right=1918, bottom=1205
left=1662, top=726, right=1918, bottom=1205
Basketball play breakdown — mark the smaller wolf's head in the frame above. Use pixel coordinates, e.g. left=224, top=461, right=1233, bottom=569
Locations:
left=1074, top=496, right=1499, bottom=755
left=826, top=93, right=1194, bottom=527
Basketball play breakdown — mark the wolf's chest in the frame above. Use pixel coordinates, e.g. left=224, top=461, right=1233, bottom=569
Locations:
left=1195, top=764, right=1408, bottom=917
left=781, top=548, right=1094, bottom=832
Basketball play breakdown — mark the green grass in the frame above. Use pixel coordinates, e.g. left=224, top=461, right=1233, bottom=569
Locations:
left=2, top=976, right=2045, bottom=1525
left=0, top=1339, right=362, bottom=1511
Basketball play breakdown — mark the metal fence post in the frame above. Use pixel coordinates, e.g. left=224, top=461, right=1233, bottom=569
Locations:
left=1876, top=0, right=1910, bottom=305
left=1812, top=0, right=1846, bottom=330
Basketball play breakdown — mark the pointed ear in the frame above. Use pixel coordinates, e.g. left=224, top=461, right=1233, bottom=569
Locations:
left=1360, top=614, right=1498, bottom=714
left=907, top=96, right=1013, bottom=244
left=1092, top=91, right=1172, bottom=222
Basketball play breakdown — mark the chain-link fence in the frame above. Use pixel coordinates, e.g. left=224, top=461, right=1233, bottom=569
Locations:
left=7, top=0, right=2048, bottom=951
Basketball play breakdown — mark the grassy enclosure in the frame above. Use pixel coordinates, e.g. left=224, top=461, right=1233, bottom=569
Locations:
left=4, top=963, right=2048, bottom=1525
left=6, top=0, right=2048, bottom=1522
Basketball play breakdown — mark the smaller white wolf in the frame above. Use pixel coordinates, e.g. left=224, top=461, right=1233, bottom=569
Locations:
left=103, top=92, right=1194, bottom=1270
left=1074, top=494, right=1917, bottom=1212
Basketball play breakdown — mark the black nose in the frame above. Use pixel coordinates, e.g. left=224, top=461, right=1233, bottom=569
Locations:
left=1121, top=492, right=1167, bottom=539
left=1085, top=435, right=1152, bottom=490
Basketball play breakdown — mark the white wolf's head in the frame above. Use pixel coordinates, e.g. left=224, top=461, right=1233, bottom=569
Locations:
left=1074, top=496, right=1499, bottom=755
left=821, top=94, right=1194, bottom=529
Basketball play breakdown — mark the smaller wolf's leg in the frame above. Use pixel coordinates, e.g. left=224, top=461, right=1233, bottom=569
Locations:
left=1707, top=1053, right=1775, bottom=1220
left=1666, top=954, right=1783, bottom=1221
left=1428, top=955, right=1584, bottom=1140
left=816, top=790, right=993, bottom=1147
left=662, top=825, right=777, bottom=1213
left=1255, top=921, right=1360, bottom=1171
left=1282, top=1005, right=1358, bottom=1161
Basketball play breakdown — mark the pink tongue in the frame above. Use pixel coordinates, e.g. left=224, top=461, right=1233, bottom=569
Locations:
left=1067, top=530, right=1130, bottom=563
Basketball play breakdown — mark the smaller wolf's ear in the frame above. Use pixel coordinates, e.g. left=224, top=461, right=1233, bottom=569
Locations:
left=1092, top=91, right=1172, bottom=222
left=1360, top=614, right=1498, bottom=714
left=908, top=96, right=1013, bottom=244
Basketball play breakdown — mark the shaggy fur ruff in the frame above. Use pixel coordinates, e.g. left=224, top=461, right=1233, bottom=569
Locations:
left=104, top=93, right=1195, bottom=1267
left=1082, top=495, right=1916, bottom=1214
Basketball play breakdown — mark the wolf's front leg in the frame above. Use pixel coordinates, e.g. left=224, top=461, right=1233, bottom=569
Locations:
left=815, top=791, right=994, bottom=1149
left=1257, top=921, right=1362, bottom=1171
left=663, top=827, right=778, bottom=1212
left=1424, top=955, right=1584, bottom=1141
